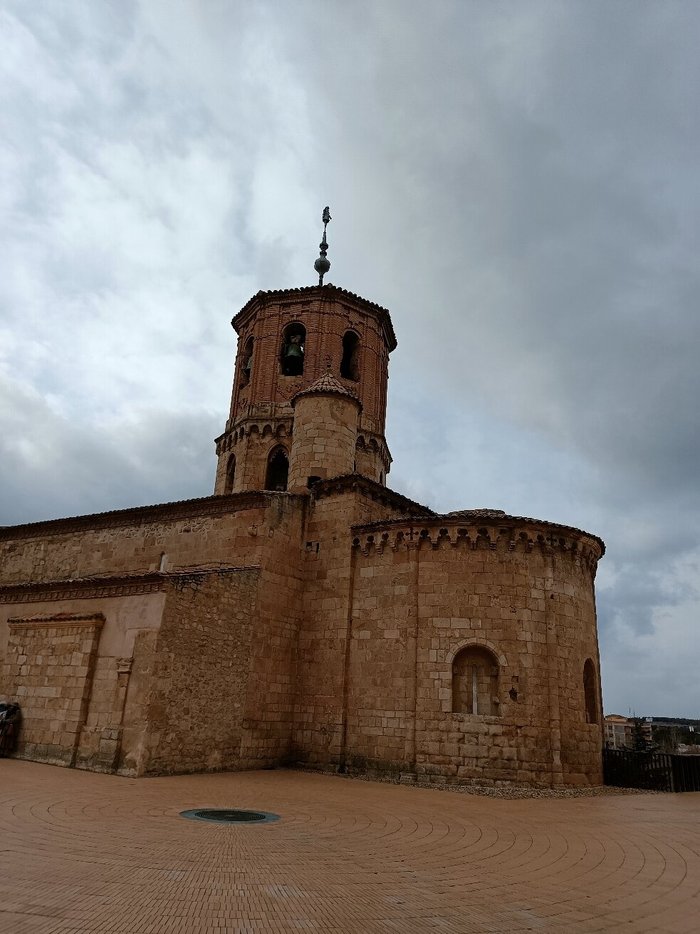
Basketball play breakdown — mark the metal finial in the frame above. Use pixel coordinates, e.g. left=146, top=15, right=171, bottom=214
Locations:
left=314, top=206, right=331, bottom=285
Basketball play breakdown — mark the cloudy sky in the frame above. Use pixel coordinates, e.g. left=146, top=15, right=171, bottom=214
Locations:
left=1, top=1, right=698, bottom=718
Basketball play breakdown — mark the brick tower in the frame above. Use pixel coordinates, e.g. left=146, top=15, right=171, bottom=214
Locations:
left=213, top=283, right=397, bottom=495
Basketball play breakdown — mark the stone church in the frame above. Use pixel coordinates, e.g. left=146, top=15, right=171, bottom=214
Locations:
left=0, top=224, right=605, bottom=786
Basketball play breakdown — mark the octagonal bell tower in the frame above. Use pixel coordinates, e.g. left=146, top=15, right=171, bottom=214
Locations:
left=214, top=213, right=396, bottom=495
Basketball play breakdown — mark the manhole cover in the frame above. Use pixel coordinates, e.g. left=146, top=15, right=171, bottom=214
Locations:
left=180, top=808, right=280, bottom=824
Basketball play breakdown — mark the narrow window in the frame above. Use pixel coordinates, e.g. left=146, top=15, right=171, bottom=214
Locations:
left=452, top=646, right=500, bottom=716
left=265, top=447, right=289, bottom=491
left=340, top=330, right=360, bottom=381
left=280, top=323, right=306, bottom=376
left=240, top=337, right=254, bottom=387
left=583, top=658, right=598, bottom=724
left=224, top=454, right=236, bottom=494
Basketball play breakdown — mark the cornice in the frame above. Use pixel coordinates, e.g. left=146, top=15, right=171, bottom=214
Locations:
left=216, top=416, right=293, bottom=453
left=0, top=565, right=260, bottom=605
left=8, top=612, right=105, bottom=630
left=350, top=514, right=605, bottom=569
left=355, top=431, right=393, bottom=468
left=231, top=284, right=397, bottom=352
left=311, top=474, right=434, bottom=517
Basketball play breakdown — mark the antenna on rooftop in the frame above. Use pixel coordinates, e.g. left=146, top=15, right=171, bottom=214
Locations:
left=314, top=206, right=331, bottom=286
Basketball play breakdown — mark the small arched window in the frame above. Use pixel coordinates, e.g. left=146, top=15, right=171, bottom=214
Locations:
left=280, top=323, right=306, bottom=376
left=340, top=331, right=360, bottom=381
left=224, top=454, right=236, bottom=495
left=265, top=446, right=289, bottom=491
left=452, top=645, right=500, bottom=716
left=240, top=337, right=254, bottom=387
left=583, top=658, right=598, bottom=724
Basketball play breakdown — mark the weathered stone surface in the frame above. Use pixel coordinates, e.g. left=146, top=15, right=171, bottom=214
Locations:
left=0, top=283, right=605, bottom=785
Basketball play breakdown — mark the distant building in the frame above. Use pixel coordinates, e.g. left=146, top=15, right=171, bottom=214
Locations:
left=604, top=714, right=652, bottom=750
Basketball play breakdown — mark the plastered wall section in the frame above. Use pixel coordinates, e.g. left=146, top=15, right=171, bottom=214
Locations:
left=344, top=522, right=603, bottom=787
left=0, top=592, right=164, bottom=773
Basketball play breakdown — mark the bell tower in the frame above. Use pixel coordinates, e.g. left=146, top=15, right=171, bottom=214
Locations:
left=214, top=210, right=396, bottom=495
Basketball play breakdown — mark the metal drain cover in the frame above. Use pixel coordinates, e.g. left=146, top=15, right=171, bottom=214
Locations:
left=180, top=808, right=280, bottom=824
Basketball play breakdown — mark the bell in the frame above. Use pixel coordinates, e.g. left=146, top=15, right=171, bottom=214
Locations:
left=284, top=341, right=303, bottom=358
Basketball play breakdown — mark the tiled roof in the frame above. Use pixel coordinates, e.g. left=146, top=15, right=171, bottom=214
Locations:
left=231, top=284, right=397, bottom=351
left=237, top=283, right=390, bottom=316
left=293, top=372, right=361, bottom=404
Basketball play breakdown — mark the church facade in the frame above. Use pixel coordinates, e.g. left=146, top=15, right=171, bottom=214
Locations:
left=0, top=279, right=605, bottom=787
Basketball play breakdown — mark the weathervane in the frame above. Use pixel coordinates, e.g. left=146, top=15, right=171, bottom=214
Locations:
left=314, top=206, right=331, bottom=286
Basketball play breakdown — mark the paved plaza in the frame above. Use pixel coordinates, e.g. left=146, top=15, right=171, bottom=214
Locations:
left=0, top=761, right=698, bottom=933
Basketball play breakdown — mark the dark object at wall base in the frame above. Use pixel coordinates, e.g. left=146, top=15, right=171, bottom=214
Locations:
left=0, top=703, right=21, bottom=757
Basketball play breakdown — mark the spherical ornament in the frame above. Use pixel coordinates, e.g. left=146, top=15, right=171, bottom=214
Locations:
left=314, top=256, right=331, bottom=276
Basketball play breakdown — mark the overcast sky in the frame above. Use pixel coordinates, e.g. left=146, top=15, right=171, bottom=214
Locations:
left=1, top=1, right=698, bottom=718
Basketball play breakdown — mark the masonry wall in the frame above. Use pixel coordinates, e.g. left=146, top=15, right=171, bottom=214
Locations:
left=288, top=394, right=359, bottom=491
left=141, top=569, right=260, bottom=775
left=0, top=493, right=307, bottom=776
left=342, top=519, right=603, bottom=787
left=292, top=482, right=431, bottom=767
left=214, top=420, right=293, bottom=495
left=0, top=590, right=165, bottom=773
left=237, top=495, right=306, bottom=768
left=215, top=286, right=395, bottom=492
left=3, top=614, right=103, bottom=767
left=0, top=493, right=304, bottom=587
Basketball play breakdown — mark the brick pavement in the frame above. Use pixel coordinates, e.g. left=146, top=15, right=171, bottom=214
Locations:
left=0, top=761, right=698, bottom=933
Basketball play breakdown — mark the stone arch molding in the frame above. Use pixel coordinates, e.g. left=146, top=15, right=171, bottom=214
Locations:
left=445, top=636, right=507, bottom=668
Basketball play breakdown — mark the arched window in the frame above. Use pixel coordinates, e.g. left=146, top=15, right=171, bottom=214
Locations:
left=224, top=454, right=236, bottom=495
left=265, top=447, right=289, bottom=491
left=452, top=645, right=500, bottom=716
left=340, top=330, right=360, bottom=381
left=583, top=658, right=598, bottom=724
left=240, top=337, right=254, bottom=387
left=280, top=323, right=306, bottom=376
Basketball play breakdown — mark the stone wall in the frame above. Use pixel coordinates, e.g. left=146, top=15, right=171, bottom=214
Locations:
left=141, top=568, right=259, bottom=775
left=341, top=518, right=604, bottom=787
left=0, top=493, right=304, bottom=587
left=0, top=493, right=307, bottom=776
left=3, top=613, right=104, bottom=766
left=292, top=480, right=433, bottom=766
left=288, top=394, right=360, bottom=491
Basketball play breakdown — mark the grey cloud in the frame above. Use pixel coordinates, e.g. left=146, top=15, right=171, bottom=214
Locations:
left=1, top=0, right=698, bottom=715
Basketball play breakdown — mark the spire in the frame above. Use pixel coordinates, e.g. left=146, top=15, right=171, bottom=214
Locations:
left=314, top=206, right=331, bottom=285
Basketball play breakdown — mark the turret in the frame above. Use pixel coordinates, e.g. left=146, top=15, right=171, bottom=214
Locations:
left=287, top=374, right=361, bottom=491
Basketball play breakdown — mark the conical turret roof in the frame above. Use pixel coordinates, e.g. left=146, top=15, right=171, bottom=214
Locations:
left=292, top=372, right=361, bottom=407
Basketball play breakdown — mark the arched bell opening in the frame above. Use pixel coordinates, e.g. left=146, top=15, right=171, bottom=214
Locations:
left=340, top=330, right=360, bottom=381
left=240, top=337, right=254, bottom=387
left=265, top=446, right=289, bottom=491
left=224, top=454, right=236, bottom=495
left=280, top=323, right=306, bottom=376
left=583, top=658, right=598, bottom=724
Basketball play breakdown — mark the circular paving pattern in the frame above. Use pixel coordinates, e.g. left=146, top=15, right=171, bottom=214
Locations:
left=0, top=760, right=698, bottom=933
